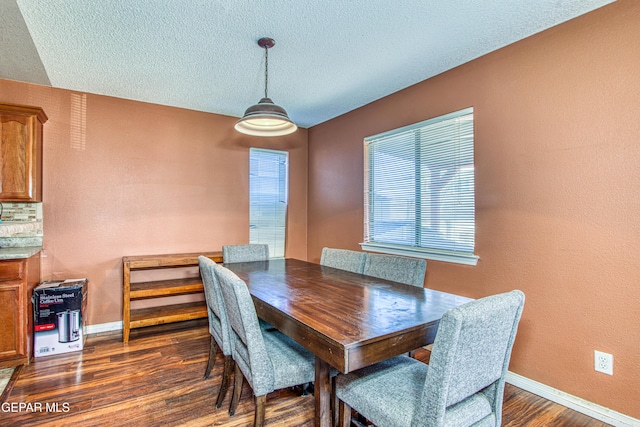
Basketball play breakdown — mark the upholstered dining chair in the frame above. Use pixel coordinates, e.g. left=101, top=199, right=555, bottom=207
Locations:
left=221, top=243, right=275, bottom=331
left=198, top=256, right=235, bottom=408
left=336, top=290, right=525, bottom=427
left=363, top=253, right=427, bottom=287
left=320, top=247, right=366, bottom=274
left=214, top=264, right=318, bottom=427
left=222, top=244, right=270, bottom=263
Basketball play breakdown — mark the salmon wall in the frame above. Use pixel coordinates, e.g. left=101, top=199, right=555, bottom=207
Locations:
left=308, top=0, right=639, bottom=419
left=0, top=79, right=308, bottom=325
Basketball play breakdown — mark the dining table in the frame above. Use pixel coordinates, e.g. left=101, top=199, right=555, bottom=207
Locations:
left=224, top=258, right=472, bottom=427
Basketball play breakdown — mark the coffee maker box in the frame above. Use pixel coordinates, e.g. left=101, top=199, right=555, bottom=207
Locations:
left=33, top=279, right=88, bottom=357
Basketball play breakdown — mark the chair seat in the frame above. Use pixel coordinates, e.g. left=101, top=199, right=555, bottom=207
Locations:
left=336, top=356, right=424, bottom=427
left=262, top=330, right=316, bottom=391
left=336, top=355, right=494, bottom=427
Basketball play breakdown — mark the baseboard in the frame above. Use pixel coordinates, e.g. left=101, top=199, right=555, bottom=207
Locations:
left=85, top=321, right=122, bottom=335
left=506, top=371, right=639, bottom=427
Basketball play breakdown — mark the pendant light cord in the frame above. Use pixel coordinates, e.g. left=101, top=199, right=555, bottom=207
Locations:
left=264, top=46, right=269, bottom=99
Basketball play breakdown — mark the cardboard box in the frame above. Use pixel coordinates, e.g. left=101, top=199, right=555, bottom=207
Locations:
left=33, top=279, right=88, bottom=357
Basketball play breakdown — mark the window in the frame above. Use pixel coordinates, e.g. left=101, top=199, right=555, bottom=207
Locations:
left=249, top=148, right=288, bottom=258
left=361, top=108, right=478, bottom=265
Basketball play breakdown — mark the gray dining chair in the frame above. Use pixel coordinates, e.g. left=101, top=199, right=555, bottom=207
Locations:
left=214, top=264, right=318, bottom=427
left=363, top=253, right=427, bottom=287
left=336, top=290, right=525, bottom=427
left=198, top=256, right=235, bottom=408
left=222, top=244, right=270, bottom=263
left=320, top=247, right=366, bottom=274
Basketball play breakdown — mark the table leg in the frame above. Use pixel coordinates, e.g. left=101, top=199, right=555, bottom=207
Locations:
left=314, top=356, right=332, bottom=427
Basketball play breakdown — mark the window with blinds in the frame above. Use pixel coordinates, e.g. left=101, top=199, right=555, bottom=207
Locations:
left=361, top=107, right=478, bottom=265
left=249, top=148, right=288, bottom=258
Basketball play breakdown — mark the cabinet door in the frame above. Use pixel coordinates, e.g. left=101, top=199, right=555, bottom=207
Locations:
left=0, top=103, right=46, bottom=202
left=0, top=282, right=26, bottom=361
left=0, top=113, right=36, bottom=200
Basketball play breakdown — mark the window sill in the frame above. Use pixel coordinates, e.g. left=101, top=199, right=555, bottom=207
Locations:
left=359, top=243, right=478, bottom=266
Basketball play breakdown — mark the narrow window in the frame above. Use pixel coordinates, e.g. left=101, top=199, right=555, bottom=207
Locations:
left=249, top=148, right=288, bottom=258
left=362, top=108, right=477, bottom=265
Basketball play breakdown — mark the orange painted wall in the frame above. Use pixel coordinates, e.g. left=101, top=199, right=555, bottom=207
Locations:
left=308, top=0, right=639, bottom=419
left=0, top=79, right=308, bottom=325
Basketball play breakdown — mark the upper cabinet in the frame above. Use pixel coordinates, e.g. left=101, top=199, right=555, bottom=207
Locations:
left=0, top=102, right=48, bottom=202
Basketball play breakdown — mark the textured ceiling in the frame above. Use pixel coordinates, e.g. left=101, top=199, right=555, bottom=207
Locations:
left=1, top=0, right=614, bottom=128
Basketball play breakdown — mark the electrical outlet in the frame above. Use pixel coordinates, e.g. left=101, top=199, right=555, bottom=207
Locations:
left=594, top=350, right=613, bottom=375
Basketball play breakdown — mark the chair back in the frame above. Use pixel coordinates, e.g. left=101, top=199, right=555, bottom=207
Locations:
left=215, top=264, right=274, bottom=396
left=222, top=244, right=270, bottom=263
left=198, top=256, right=232, bottom=356
left=418, top=290, right=525, bottom=427
left=363, top=253, right=426, bottom=287
left=320, top=247, right=366, bottom=274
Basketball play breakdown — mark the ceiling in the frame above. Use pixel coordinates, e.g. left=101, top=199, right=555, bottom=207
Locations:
left=1, top=0, right=614, bottom=128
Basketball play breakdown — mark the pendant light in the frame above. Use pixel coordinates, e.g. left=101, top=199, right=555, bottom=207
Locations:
left=235, top=38, right=297, bottom=137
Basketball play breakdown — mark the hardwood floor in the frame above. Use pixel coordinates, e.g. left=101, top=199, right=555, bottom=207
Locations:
left=2, top=320, right=611, bottom=426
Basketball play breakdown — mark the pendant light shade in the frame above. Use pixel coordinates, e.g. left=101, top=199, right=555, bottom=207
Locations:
left=234, top=97, right=297, bottom=136
left=235, top=38, right=297, bottom=137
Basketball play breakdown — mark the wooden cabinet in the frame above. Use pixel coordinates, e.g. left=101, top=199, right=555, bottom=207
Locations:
left=0, top=252, right=41, bottom=368
left=122, top=252, right=222, bottom=342
left=0, top=102, right=48, bottom=202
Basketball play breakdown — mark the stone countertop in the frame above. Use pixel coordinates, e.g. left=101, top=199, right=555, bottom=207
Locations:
left=0, top=221, right=43, bottom=237
left=0, top=246, right=42, bottom=260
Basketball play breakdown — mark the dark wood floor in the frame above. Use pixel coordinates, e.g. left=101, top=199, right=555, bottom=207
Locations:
left=3, top=320, right=611, bottom=426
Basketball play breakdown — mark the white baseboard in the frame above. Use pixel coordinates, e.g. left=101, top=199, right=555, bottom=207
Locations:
left=85, top=321, right=122, bottom=335
left=506, top=371, right=639, bottom=427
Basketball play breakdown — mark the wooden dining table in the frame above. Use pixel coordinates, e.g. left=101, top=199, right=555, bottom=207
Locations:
left=224, top=258, right=472, bottom=427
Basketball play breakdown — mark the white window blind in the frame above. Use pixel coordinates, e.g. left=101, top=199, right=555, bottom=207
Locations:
left=361, top=108, right=478, bottom=265
left=249, top=148, right=288, bottom=258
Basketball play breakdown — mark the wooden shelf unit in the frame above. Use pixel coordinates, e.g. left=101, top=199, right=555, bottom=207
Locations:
left=122, top=252, right=222, bottom=342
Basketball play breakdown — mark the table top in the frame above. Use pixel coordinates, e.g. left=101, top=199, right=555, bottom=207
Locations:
left=225, top=258, right=472, bottom=373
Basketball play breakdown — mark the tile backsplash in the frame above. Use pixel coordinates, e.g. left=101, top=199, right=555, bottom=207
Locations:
left=1, top=202, right=43, bottom=222
left=0, top=202, right=43, bottom=247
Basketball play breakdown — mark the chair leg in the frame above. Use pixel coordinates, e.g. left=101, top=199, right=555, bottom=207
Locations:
left=229, top=363, right=244, bottom=416
left=215, top=355, right=234, bottom=408
left=204, top=336, right=218, bottom=379
left=254, top=395, right=266, bottom=427
left=338, top=399, right=352, bottom=427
